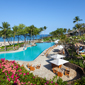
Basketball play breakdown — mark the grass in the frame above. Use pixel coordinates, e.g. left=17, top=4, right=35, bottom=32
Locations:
left=0, top=42, right=24, bottom=52
left=81, top=55, right=85, bottom=60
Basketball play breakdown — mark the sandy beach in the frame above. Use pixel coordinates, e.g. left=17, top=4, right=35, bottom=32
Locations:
left=0, top=41, right=24, bottom=47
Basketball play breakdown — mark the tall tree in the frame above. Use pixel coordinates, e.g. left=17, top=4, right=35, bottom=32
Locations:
left=73, top=16, right=82, bottom=24
left=39, top=27, right=43, bottom=40
left=22, top=26, right=30, bottom=46
left=6, top=29, right=13, bottom=45
left=0, top=22, right=10, bottom=51
left=73, top=16, right=82, bottom=36
left=12, top=26, right=18, bottom=50
left=43, top=26, right=47, bottom=38
left=67, top=28, right=72, bottom=33
left=29, top=25, right=35, bottom=41
left=16, top=24, right=25, bottom=44
left=33, top=28, right=40, bottom=40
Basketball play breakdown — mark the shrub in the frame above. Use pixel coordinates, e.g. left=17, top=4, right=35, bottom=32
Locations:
left=74, top=77, right=85, bottom=85
left=57, top=77, right=67, bottom=85
left=0, top=58, right=58, bottom=85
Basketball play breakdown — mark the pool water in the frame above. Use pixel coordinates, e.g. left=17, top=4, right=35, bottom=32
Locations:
left=0, top=42, right=55, bottom=61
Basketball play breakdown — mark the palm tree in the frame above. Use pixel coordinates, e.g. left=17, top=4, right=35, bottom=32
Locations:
left=0, top=22, right=10, bottom=51
left=39, top=27, right=43, bottom=40
left=74, top=24, right=82, bottom=36
left=73, top=16, right=82, bottom=36
left=67, top=28, right=72, bottom=33
left=29, top=25, right=35, bottom=43
left=43, top=26, right=47, bottom=38
left=73, top=16, right=82, bottom=24
left=81, top=23, right=85, bottom=35
left=17, top=24, right=25, bottom=44
left=12, top=26, right=18, bottom=50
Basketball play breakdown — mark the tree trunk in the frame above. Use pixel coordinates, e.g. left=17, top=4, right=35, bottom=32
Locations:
left=79, top=29, right=81, bottom=36
left=7, top=38, right=10, bottom=45
left=17, top=36, right=19, bottom=44
left=27, top=36, right=29, bottom=43
left=24, top=35, right=26, bottom=47
left=4, top=38, right=6, bottom=51
left=4, top=32, right=7, bottom=51
left=31, top=30, right=32, bottom=42
left=13, top=37, right=15, bottom=50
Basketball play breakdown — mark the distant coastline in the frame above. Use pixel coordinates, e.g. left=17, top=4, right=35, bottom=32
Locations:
left=0, top=34, right=50, bottom=42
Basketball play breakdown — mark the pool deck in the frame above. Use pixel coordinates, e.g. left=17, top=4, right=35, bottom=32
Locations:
left=15, top=46, right=77, bottom=81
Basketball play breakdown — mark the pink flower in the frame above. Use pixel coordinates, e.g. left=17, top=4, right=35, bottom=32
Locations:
left=23, top=73, right=26, bottom=76
left=51, top=81, right=53, bottom=83
left=21, top=82, right=24, bottom=84
left=11, top=74, right=14, bottom=79
left=14, top=81, right=17, bottom=83
left=27, top=72, right=29, bottom=75
left=1, top=58, right=5, bottom=62
left=17, top=79, right=20, bottom=83
left=16, top=65, right=18, bottom=69
left=8, top=71, right=10, bottom=74
left=15, top=77, right=18, bottom=81
left=46, top=81, right=49, bottom=84
left=33, top=76, right=35, bottom=78
left=19, top=73, right=22, bottom=75
left=7, top=78, right=10, bottom=81
left=5, top=73, right=7, bottom=76
left=7, top=76, right=9, bottom=78
left=15, top=74, right=18, bottom=76
left=28, top=81, right=30, bottom=83
left=44, top=83, right=47, bottom=85
left=18, top=69, right=21, bottom=72
left=24, top=82, right=26, bottom=84
left=30, top=83, right=33, bottom=85
left=55, top=83, right=58, bottom=85
left=12, top=60, right=15, bottom=63
left=2, top=69, right=6, bottom=72
left=17, top=76, right=20, bottom=78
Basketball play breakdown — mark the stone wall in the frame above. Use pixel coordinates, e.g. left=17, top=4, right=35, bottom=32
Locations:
left=64, top=62, right=85, bottom=85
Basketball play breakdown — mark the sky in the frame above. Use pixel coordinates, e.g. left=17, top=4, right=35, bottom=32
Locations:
left=0, top=0, right=85, bottom=34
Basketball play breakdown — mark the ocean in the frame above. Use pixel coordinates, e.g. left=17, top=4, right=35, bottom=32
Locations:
left=0, top=34, right=50, bottom=42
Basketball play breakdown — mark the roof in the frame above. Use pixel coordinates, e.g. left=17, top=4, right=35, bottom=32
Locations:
left=50, top=54, right=65, bottom=59
left=50, top=59, right=69, bottom=66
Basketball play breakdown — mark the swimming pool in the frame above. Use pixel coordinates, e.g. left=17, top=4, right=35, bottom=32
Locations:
left=0, top=42, right=55, bottom=61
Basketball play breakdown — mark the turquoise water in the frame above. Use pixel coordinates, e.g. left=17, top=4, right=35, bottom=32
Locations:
left=0, top=42, right=54, bottom=61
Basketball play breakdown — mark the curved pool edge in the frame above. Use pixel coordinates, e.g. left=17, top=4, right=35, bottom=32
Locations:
left=0, top=44, right=37, bottom=54
left=0, top=42, right=55, bottom=61
left=6, top=45, right=51, bottom=62
left=0, top=42, right=54, bottom=54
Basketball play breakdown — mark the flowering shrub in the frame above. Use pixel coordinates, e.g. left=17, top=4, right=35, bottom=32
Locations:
left=0, top=58, right=58, bottom=85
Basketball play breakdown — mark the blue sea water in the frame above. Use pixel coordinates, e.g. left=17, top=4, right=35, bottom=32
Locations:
left=0, top=34, right=50, bottom=42
left=0, top=42, right=55, bottom=61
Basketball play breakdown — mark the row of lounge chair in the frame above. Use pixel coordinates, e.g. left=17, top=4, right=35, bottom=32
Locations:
left=44, top=44, right=58, bottom=57
left=27, top=63, right=41, bottom=71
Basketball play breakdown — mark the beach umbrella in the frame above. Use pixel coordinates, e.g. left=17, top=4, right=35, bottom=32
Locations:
left=54, top=45, right=64, bottom=50
left=50, top=59, right=69, bottom=66
left=50, top=54, right=65, bottom=59
left=54, top=39, right=59, bottom=44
